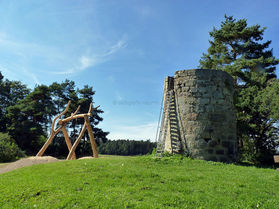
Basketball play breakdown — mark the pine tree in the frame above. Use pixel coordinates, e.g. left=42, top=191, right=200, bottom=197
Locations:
left=199, top=15, right=279, bottom=163
left=6, top=85, right=54, bottom=154
left=0, top=73, right=30, bottom=132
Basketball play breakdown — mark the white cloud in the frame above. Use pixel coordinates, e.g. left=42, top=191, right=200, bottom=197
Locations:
left=0, top=33, right=63, bottom=60
left=18, top=68, right=41, bottom=85
left=114, top=90, right=124, bottom=102
left=104, top=39, right=127, bottom=56
left=51, top=69, right=75, bottom=75
left=0, top=31, right=127, bottom=77
left=135, top=5, right=156, bottom=19
left=29, top=72, right=40, bottom=85
left=0, top=66, right=19, bottom=80
left=80, top=55, right=95, bottom=70
left=0, top=65, right=40, bottom=85
left=107, top=75, right=115, bottom=82
left=52, top=38, right=127, bottom=75
left=116, top=95, right=123, bottom=101
left=107, top=122, right=157, bottom=141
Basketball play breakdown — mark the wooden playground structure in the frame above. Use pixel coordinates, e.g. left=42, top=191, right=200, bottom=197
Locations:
left=36, top=101, right=99, bottom=160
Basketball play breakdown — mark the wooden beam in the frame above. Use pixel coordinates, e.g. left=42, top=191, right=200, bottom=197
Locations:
left=72, top=105, right=81, bottom=116
left=85, top=116, right=98, bottom=158
left=36, top=126, right=62, bottom=156
left=51, top=101, right=71, bottom=131
left=61, top=126, right=76, bottom=159
left=274, top=155, right=279, bottom=163
left=66, top=122, right=87, bottom=160
left=58, top=113, right=91, bottom=124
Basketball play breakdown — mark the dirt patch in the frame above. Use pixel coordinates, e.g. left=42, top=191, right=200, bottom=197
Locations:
left=0, top=156, right=59, bottom=174
left=78, top=156, right=94, bottom=160
left=0, top=163, right=8, bottom=169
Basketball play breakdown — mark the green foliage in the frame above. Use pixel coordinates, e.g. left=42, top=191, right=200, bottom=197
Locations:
left=0, top=155, right=279, bottom=208
left=151, top=147, right=157, bottom=155
left=199, top=15, right=279, bottom=164
left=0, top=132, right=24, bottom=163
left=0, top=73, right=30, bottom=132
left=6, top=85, right=53, bottom=154
left=98, top=139, right=156, bottom=155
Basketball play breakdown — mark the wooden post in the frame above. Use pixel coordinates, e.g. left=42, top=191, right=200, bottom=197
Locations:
left=61, top=126, right=76, bottom=159
left=274, top=155, right=279, bottom=171
left=66, top=122, right=87, bottom=160
left=36, top=126, right=62, bottom=156
left=36, top=101, right=71, bottom=157
left=85, top=116, right=99, bottom=158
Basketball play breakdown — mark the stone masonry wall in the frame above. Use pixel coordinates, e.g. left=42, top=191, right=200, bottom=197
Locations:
left=160, top=69, right=237, bottom=162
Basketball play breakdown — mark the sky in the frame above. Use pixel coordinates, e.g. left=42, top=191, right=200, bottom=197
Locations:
left=0, top=0, right=278, bottom=141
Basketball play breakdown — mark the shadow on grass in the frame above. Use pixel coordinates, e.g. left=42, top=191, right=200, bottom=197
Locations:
left=235, top=161, right=277, bottom=169
left=152, top=153, right=278, bottom=170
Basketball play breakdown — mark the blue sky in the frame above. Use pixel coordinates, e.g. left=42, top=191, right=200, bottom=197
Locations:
left=0, top=0, right=278, bottom=141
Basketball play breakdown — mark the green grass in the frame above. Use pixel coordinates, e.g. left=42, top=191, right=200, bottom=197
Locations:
left=0, top=155, right=279, bottom=209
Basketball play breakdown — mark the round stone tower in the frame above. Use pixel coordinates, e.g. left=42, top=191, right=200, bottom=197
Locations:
left=157, top=69, right=237, bottom=162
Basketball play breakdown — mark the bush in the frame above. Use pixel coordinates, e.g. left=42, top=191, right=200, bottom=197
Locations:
left=0, top=132, right=25, bottom=163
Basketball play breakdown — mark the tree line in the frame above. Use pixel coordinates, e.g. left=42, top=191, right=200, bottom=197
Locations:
left=98, top=140, right=156, bottom=156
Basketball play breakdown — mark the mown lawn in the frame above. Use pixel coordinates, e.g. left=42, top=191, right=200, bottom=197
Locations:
left=0, top=155, right=278, bottom=209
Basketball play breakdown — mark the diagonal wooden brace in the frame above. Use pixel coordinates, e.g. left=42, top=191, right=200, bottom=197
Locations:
left=66, top=121, right=87, bottom=160
left=61, top=126, right=76, bottom=159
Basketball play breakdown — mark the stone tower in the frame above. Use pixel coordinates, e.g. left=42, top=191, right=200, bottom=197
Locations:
left=157, top=69, right=237, bottom=162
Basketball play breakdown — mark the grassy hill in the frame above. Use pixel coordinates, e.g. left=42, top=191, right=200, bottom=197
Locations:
left=0, top=155, right=278, bottom=209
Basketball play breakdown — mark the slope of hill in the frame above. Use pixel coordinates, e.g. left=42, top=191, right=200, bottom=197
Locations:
left=0, top=155, right=278, bottom=208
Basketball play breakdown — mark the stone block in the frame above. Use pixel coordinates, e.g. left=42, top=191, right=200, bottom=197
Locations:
left=207, top=149, right=214, bottom=154
left=186, top=80, right=197, bottom=86
left=204, top=105, right=214, bottom=112
left=228, top=135, right=236, bottom=141
left=186, top=113, right=198, bottom=121
left=199, top=98, right=210, bottom=105
left=197, top=113, right=209, bottom=120
left=186, top=97, right=198, bottom=105
left=221, top=141, right=230, bottom=147
left=190, top=149, right=200, bottom=157
left=209, top=113, right=226, bottom=122
left=228, top=143, right=235, bottom=155
left=219, top=157, right=229, bottom=162
left=216, top=149, right=224, bottom=155
left=209, top=140, right=218, bottom=147
left=202, top=92, right=212, bottom=98
left=196, top=140, right=208, bottom=149
left=213, top=91, right=224, bottom=99
left=207, top=156, right=217, bottom=161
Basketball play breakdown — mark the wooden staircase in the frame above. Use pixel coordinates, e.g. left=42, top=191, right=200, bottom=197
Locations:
left=169, top=92, right=182, bottom=153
